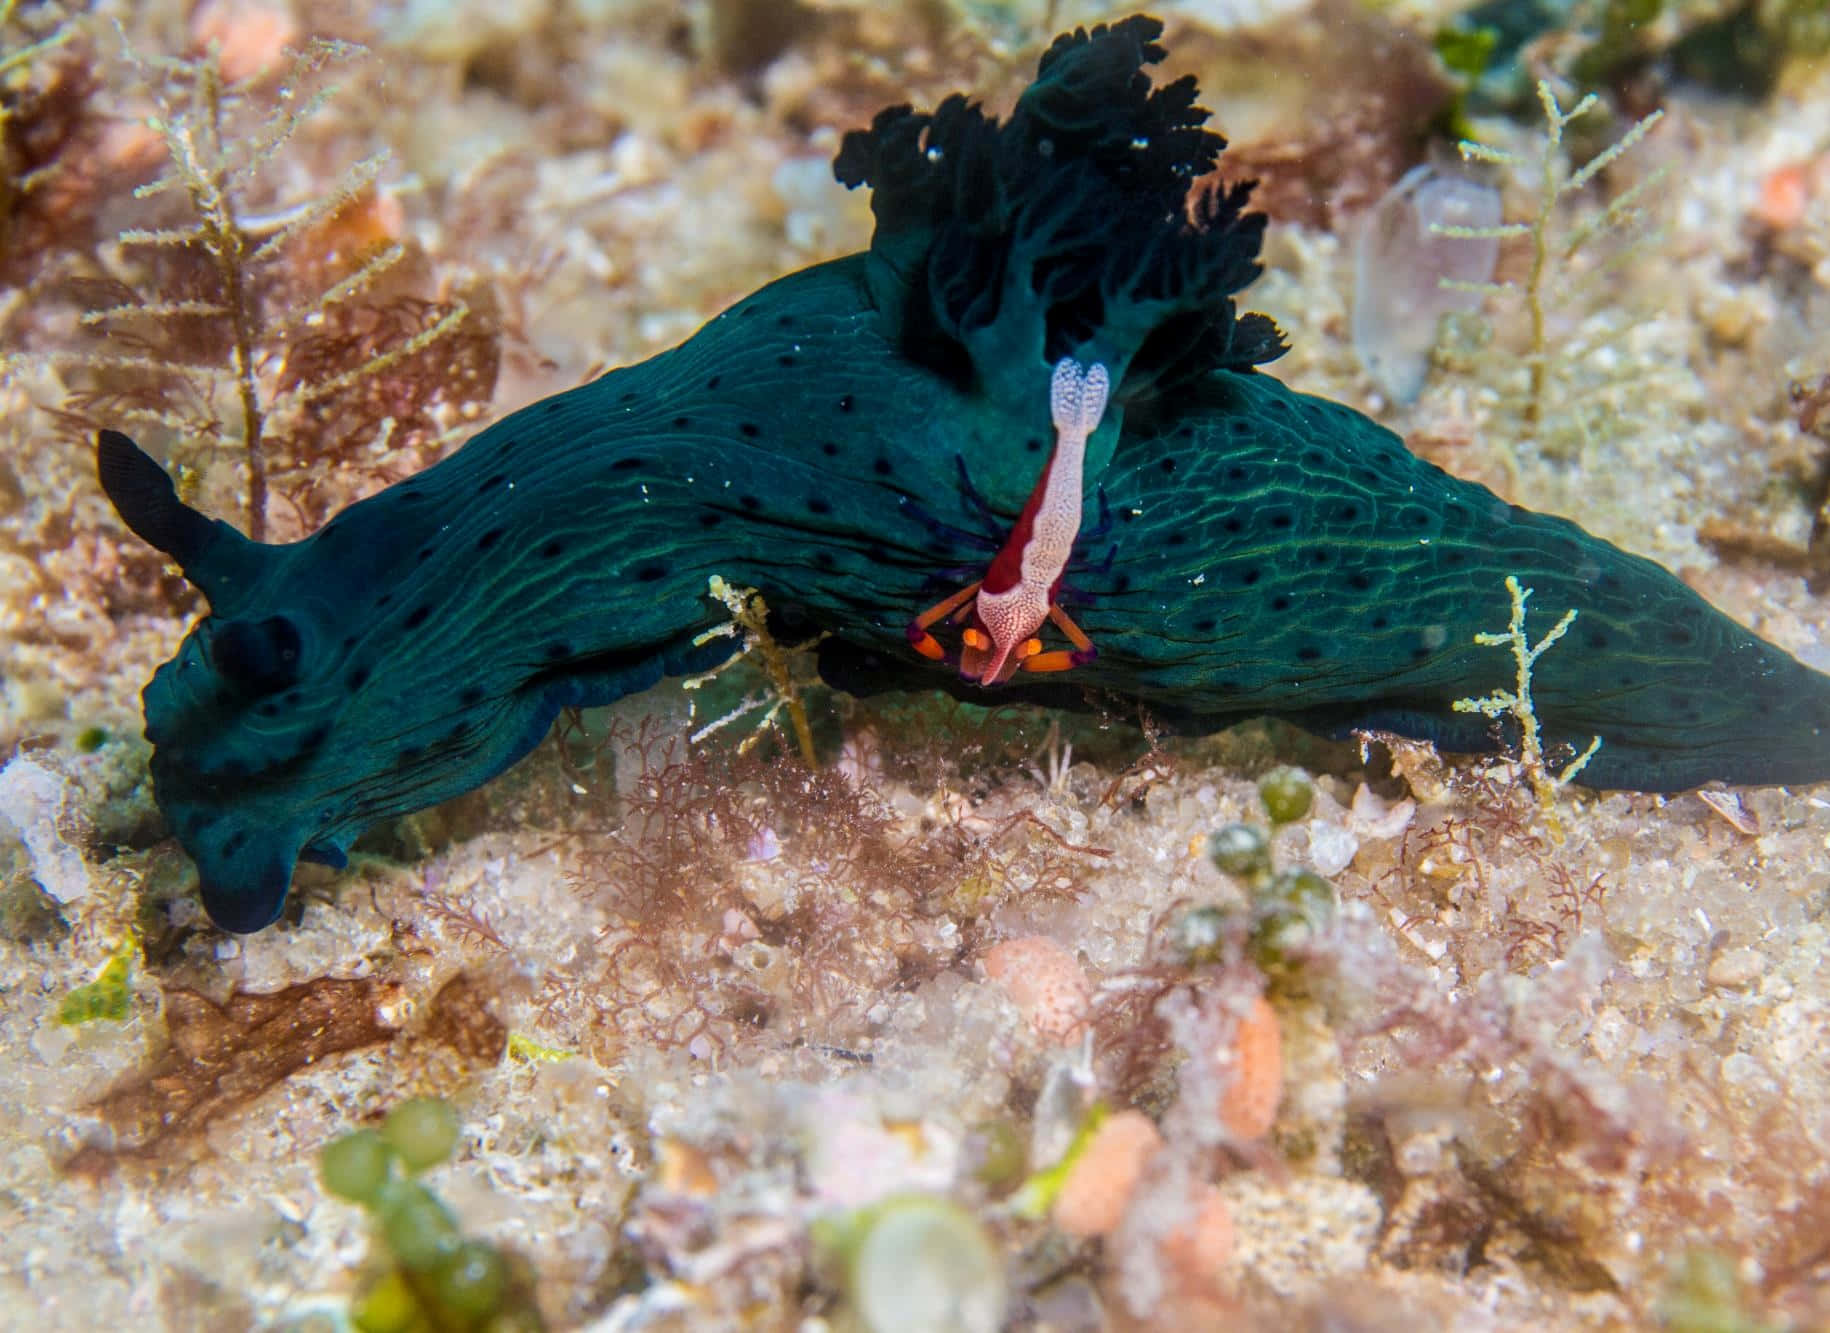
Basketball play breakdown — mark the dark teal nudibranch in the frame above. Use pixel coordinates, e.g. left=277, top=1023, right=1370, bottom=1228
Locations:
left=98, top=16, right=1830, bottom=931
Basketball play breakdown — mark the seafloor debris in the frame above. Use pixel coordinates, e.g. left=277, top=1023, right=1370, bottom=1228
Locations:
left=63, top=976, right=402, bottom=1178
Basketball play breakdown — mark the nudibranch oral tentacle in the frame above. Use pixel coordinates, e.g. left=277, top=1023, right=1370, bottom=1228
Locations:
left=99, top=15, right=1830, bottom=932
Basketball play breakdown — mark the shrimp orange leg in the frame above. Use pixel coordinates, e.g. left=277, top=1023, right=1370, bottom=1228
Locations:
left=908, top=586, right=1098, bottom=674
left=1019, top=604, right=1098, bottom=673
left=907, top=580, right=982, bottom=660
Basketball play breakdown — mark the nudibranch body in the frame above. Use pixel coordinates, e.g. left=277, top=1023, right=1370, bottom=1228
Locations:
left=100, top=16, right=1830, bottom=931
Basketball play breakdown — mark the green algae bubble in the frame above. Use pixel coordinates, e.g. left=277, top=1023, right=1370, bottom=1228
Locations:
left=1207, top=823, right=1272, bottom=882
left=478, top=1312, right=544, bottom=1333
left=1260, top=867, right=1336, bottom=928
left=383, top=1097, right=460, bottom=1172
left=1173, top=904, right=1231, bottom=966
left=1257, top=766, right=1314, bottom=823
left=970, top=1119, right=1028, bottom=1193
left=320, top=1128, right=395, bottom=1205
left=378, top=1180, right=462, bottom=1271
left=351, top=1268, right=420, bottom=1333
left=1251, top=867, right=1337, bottom=968
left=432, top=1240, right=510, bottom=1319
left=1657, top=1248, right=1778, bottom=1333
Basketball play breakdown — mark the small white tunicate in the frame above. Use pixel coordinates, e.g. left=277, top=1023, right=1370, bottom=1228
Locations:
left=0, top=756, right=89, bottom=904
left=1353, top=164, right=1502, bottom=404
left=1307, top=822, right=1359, bottom=878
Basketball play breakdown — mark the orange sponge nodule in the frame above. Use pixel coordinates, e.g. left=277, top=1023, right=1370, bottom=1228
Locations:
left=983, top=936, right=1092, bottom=1044
left=1163, top=1183, right=1237, bottom=1297
left=1052, top=1110, right=1164, bottom=1239
left=1217, top=993, right=1283, bottom=1141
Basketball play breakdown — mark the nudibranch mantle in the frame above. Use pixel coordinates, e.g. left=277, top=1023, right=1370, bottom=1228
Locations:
left=98, top=15, right=1830, bottom=931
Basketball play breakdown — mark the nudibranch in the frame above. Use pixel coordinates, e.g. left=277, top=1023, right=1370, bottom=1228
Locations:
left=99, top=15, right=1830, bottom=931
